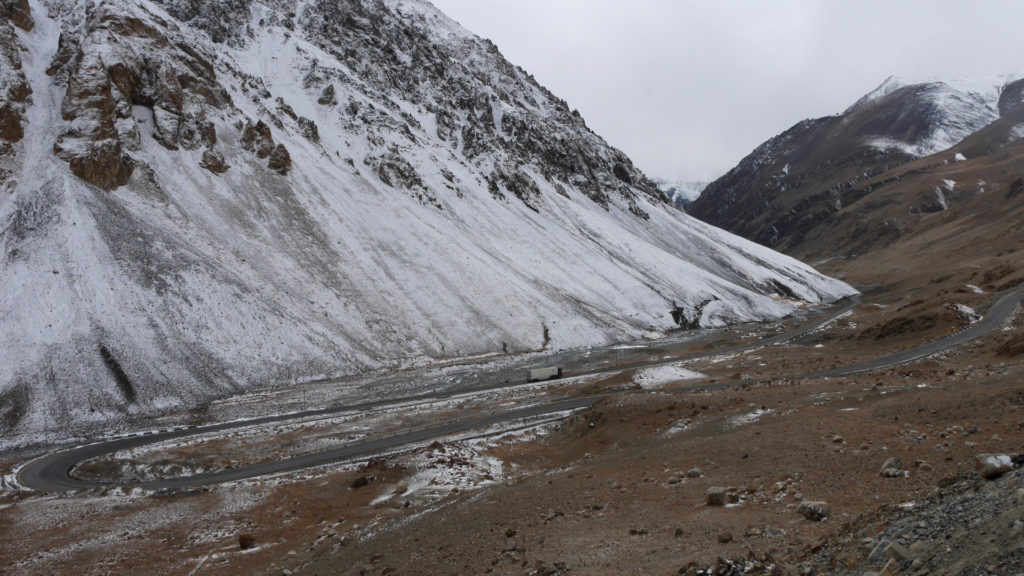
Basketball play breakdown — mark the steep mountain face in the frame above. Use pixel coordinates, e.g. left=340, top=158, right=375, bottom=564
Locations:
left=687, top=76, right=1019, bottom=252
left=0, top=0, right=853, bottom=443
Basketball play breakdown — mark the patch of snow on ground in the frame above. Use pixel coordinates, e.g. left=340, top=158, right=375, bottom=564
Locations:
left=402, top=442, right=503, bottom=501
left=633, top=365, right=705, bottom=389
left=952, top=304, right=981, bottom=323
left=725, top=409, right=773, bottom=429
left=1010, top=124, right=1024, bottom=143
left=662, top=418, right=694, bottom=437
left=954, top=153, right=967, bottom=161
left=965, top=284, right=984, bottom=294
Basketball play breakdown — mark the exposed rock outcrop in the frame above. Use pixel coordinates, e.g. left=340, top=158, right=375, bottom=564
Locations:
left=1, top=0, right=34, bottom=32
left=47, top=4, right=229, bottom=189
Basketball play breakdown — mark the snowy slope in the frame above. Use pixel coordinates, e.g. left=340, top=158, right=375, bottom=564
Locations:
left=0, top=0, right=855, bottom=443
left=849, top=75, right=1014, bottom=157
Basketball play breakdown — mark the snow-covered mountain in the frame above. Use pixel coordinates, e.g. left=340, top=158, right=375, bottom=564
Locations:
left=655, top=178, right=706, bottom=208
left=688, top=75, right=1024, bottom=250
left=846, top=75, right=1013, bottom=157
left=0, top=0, right=854, bottom=443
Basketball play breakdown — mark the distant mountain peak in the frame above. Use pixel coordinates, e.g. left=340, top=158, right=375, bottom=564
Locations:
left=688, top=72, right=1023, bottom=252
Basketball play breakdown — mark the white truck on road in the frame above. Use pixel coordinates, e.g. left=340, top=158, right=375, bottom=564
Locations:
left=527, top=366, right=563, bottom=382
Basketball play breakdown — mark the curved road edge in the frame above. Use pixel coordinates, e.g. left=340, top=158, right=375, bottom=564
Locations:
left=21, top=288, right=1022, bottom=493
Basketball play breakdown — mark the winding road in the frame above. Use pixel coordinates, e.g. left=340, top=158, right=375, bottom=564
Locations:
left=18, top=287, right=1024, bottom=493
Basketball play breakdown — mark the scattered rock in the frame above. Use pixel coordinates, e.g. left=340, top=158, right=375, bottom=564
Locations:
left=667, top=476, right=681, bottom=485
left=879, top=457, right=903, bottom=477
left=879, top=558, right=899, bottom=576
left=532, top=560, right=567, bottom=576
left=267, top=143, right=292, bottom=175
left=199, top=149, right=229, bottom=173
left=239, top=533, right=255, bottom=549
left=797, top=501, right=831, bottom=521
left=975, top=454, right=1013, bottom=479
left=706, top=486, right=727, bottom=506
left=867, top=540, right=889, bottom=564
left=883, top=541, right=912, bottom=563
left=318, top=83, right=337, bottom=106
left=297, top=116, right=320, bottom=143
left=240, top=119, right=276, bottom=158
left=686, top=468, right=703, bottom=478
left=350, top=474, right=375, bottom=489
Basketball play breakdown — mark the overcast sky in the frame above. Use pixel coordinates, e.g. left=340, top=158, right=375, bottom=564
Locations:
left=429, top=0, right=1024, bottom=183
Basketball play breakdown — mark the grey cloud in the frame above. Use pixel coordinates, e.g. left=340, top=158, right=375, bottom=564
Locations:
left=430, top=0, right=1024, bottom=182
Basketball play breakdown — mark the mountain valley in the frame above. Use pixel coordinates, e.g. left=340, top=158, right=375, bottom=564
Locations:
left=1, top=1, right=1023, bottom=575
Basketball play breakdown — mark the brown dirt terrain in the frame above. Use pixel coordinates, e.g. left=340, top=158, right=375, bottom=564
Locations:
left=2, top=287, right=1022, bottom=576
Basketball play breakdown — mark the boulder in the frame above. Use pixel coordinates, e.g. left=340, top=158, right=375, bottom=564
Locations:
left=267, top=144, right=292, bottom=175
left=200, top=149, right=229, bottom=173
left=975, top=454, right=1013, bottom=479
left=879, top=457, right=903, bottom=477
left=706, top=486, right=727, bottom=506
left=317, top=83, right=337, bottom=106
left=883, top=541, right=912, bottom=562
left=797, top=500, right=830, bottom=521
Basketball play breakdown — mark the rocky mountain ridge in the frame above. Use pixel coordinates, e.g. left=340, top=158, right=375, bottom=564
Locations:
left=687, top=75, right=1023, bottom=252
left=0, top=0, right=853, bottom=445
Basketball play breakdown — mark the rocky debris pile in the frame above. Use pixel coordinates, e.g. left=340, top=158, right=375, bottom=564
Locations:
left=800, top=454, right=1024, bottom=575
left=679, top=551, right=781, bottom=576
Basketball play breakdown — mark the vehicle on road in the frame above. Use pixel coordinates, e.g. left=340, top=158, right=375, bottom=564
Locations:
left=528, top=366, right=563, bottom=382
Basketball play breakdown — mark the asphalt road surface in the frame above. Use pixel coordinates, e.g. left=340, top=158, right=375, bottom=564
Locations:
left=18, top=288, right=1022, bottom=493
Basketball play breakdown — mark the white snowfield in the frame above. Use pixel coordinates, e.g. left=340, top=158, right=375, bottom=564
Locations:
left=0, top=0, right=855, bottom=444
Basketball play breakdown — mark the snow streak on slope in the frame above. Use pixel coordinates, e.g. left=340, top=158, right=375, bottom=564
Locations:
left=0, top=0, right=855, bottom=444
